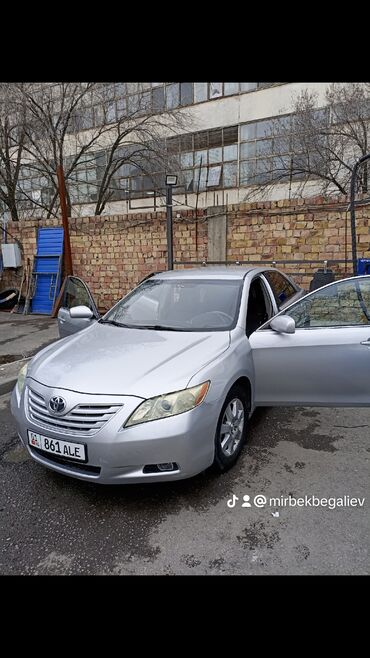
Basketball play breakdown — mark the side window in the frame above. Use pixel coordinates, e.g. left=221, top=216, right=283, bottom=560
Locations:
left=285, top=278, right=370, bottom=328
left=246, top=277, right=273, bottom=337
left=63, top=277, right=94, bottom=311
left=264, top=271, right=297, bottom=308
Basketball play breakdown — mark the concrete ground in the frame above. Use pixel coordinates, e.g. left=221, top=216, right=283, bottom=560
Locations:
left=0, top=392, right=368, bottom=575
left=0, top=312, right=59, bottom=394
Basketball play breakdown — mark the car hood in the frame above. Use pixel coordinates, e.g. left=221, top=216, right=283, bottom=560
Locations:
left=29, top=322, right=230, bottom=398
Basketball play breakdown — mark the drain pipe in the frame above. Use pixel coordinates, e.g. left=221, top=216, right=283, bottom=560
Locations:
left=1, top=214, right=9, bottom=277
left=350, top=153, right=370, bottom=275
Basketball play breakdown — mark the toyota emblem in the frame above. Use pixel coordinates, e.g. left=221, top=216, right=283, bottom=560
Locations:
left=49, top=396, right=66, bottom=413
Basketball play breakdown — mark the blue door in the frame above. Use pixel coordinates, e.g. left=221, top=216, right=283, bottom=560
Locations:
left=32, top=228, right=64, bottom=315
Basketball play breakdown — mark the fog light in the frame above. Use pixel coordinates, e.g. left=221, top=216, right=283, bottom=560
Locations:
left=143, top=462, right=179, bottom=474
left=157, top=462, right=175, bottom=471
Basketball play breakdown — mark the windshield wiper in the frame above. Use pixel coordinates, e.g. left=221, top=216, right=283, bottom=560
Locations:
left=100, top=320, right=189, bottom=330
left=99, top=319, right=132, bottom=328
left=131, top=324, right=189, bottom=331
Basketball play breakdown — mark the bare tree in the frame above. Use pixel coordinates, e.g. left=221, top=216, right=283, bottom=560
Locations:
left=17, top=82, right=112, bottom=217
left=243, top=82, right=370, bottom=200
left=15, top=83, right=188, bottom=218
left=0, top=84, right=27, bottom=221
left=81, top=84, right=188, bottom=215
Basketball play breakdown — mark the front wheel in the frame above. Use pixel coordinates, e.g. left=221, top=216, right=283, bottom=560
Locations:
left=213, top=385, right=250, bottom=472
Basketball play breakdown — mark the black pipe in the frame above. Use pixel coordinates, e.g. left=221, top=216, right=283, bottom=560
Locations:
left=350, top=153, right=370, bottom=275
left=166, top=185, right=174, bottom=270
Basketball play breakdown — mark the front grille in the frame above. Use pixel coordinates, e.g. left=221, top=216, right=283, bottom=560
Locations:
left=31, top=447, right=101, bottom=475
left=27, top=387, right=122, bottom=437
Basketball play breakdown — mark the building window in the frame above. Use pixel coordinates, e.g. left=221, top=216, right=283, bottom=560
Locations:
left=194, top=82, right=208, bottom=103
left=207, top=166, right=222, bottom=187
left=79, top=107, right=94, bottom=130
left=152, top=86, right=165, bottom=111
left=209, top=82, right=223, bottom=98
left=223, top=144, right=238, bottom=161
left=127, top=94, right=140, bottom=114
left=223, top=162, right=238, bottom=187
left=240, top=83, right=281, bottom=93
left=241, top=83, right=258, bottom=92
left=181, top=151, right=194, bottom=168
left=180, top=82, right=193, bottom=106
left=194, top=150, right=207, bottom=166
left=107, top=102, right=116, bottom=123
left=239, top=111, right=325, bottom=187
left=223, top=126, right=238, bottom=145
left=208, top=147, right=223, bottom=164
left=194, top=132, right=208, bottom=150
left=116, top=97, right=126, bottom=118
left=166, top=83, right=180, bottom=109
left=171, top=124, right=239, bottom=193
left=224, top=82, right=239, bottom=96
left=208, top=128, right=223, bottom=148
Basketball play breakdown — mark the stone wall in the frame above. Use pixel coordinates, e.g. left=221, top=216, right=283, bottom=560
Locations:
left=1, top=210, right=207, bottom=311
left=226, top=196, right=370, bottom=290
left=1, top=195, right=369, bottom=311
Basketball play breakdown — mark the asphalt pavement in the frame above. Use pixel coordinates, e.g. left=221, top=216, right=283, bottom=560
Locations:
left=0, top=391, right=368, bottom=575
left=0, top=312, right=59, bottom=394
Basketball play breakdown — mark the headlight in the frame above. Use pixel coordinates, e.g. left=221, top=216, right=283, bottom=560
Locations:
left=124, top=381, right=210, bottom=428
left=17, top=363, right=29, bottom=395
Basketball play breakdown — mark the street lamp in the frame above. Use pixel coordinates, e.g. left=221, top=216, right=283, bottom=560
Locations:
left=165, top=174, right=177, bottom=270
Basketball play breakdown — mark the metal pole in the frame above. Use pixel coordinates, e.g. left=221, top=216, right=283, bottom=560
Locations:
left=56, top=164, right=73, bottom=276
left=166, top=184, right=173, bottom=270
left=350, top=153, right=370, bottom=276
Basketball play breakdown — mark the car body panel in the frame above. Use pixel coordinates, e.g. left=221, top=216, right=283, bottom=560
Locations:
left=28, top=320, right=231, bottom=398
left=250, top=325, right=370, bottom=406
left=250, top=273, right=370, bottom=406
left=11, top=383, right=217, bottom=483
left=11, top=268, right=370, bottom=484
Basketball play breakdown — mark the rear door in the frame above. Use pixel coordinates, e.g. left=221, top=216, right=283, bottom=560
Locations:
left=58, top=276, right=100, bottom=337
left=249, top=276, right=370, bottom=406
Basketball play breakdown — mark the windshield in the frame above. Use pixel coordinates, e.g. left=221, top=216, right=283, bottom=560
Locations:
left=102, top=278, right=243, bottom=331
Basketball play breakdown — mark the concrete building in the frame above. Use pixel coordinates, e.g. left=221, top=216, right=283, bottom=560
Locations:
left=16, top=82, right=333, bottom=217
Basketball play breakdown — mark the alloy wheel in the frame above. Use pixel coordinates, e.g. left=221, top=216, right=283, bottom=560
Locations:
left=219, top=397, right=245, bottom=457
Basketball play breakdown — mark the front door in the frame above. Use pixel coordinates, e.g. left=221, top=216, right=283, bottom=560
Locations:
left=249, top=276, right=370, bottom=407
left=58, top=276, right=100, bottom=338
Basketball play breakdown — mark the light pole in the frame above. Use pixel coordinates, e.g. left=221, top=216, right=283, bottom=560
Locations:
left=165, top=174, right=177, bottom=270
left=350, top=153, right=370, bottom=275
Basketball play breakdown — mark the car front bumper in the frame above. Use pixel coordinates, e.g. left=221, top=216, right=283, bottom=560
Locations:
left=11, top=380, right=218, bottom=484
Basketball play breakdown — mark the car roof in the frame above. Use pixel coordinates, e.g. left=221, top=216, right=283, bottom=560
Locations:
left=152, top=266, right=268, bottom=280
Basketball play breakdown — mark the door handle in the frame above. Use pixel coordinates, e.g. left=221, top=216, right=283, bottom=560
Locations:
left=360, top=339, right=370, bottom=346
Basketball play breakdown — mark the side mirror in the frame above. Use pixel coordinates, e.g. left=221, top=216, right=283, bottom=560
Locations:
left=270, top=315, right=295, bottom=334
left=69, top=305, right=94, bottom=320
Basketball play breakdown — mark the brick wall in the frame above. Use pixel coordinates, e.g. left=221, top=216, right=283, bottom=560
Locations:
left=1, top=195, right=369, bottom=310
left=226, top=196, right=370, bottom=290
left=1, top=210, right=207, bottom=311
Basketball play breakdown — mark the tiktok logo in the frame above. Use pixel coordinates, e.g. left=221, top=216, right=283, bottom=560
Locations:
left=227, top=494, right=239, bottom=508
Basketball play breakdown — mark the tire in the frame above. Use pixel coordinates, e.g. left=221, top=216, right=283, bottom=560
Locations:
left=213, top=384, right=250, bottom=472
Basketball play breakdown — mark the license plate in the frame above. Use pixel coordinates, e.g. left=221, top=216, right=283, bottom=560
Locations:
left=28, top=430, right=87, bottom=462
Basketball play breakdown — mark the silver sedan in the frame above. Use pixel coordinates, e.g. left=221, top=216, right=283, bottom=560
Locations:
left=10, top=267, right=370, bottom=484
